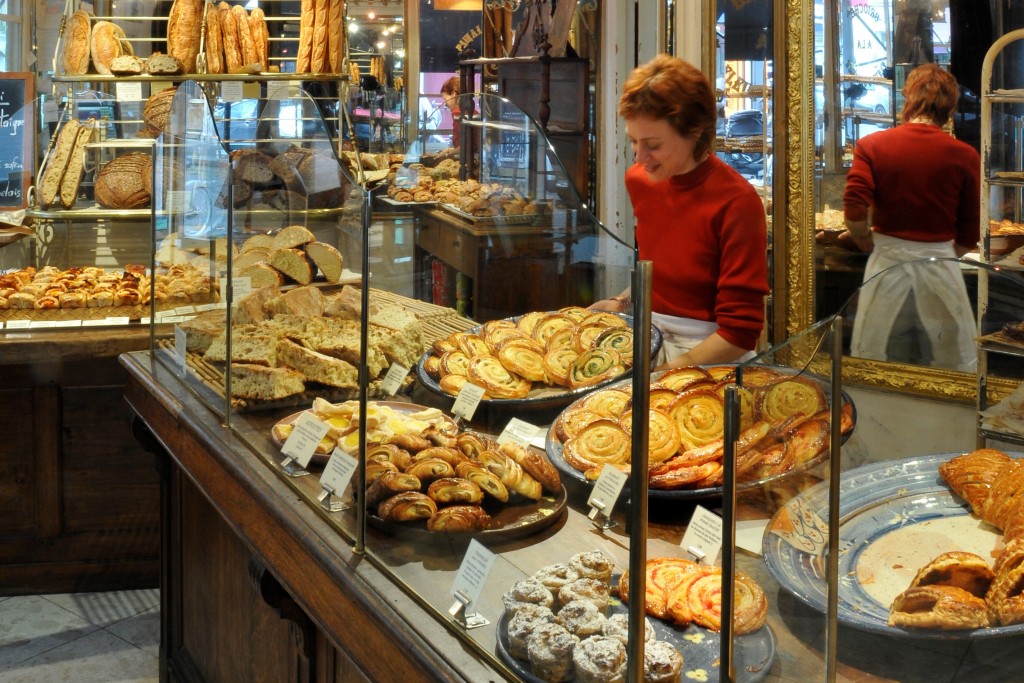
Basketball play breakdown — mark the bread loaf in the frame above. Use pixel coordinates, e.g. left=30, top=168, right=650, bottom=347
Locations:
left=218, top=3, right=243, bottom=73
left=39, top=118, right=81, bottom=209
left=95, top=152, right=153, bottom=209
left=270, top=248, right=314, bottom=285
left=203, top=4, right=224, bottom=74
left=232, top=5, right=259, bottom=68
left=249, top=8, right=269, bottom=71
left=271, top=224, right=316, bottom=250
left=179, top=309, right=228, bottom=353
left=145, top=52, right=183, bottom=75
left=229, top=363, right=305, bottom=400
left=61, top=10, right=92, bottom=75
left=296, top=0, right=314, bottom=73
left=310, top=0, right=329, bottom=73
left=277, top=338, right=358, bottom=389
left=269, top=148, right=310, bottom=193
left=232, top=248, right=270, bottom=273
left=143, top=87, right=177, bottom=135
left=297, top=152, right=344, bottom=208
left=90, top=21, right=131, bottom=75
left=109, top=54, right=144, bottom=75
left=327, top=0, right=344, bottom=73
left=167, top=0, right=203, bottom=73
left=59, top=120, right=96, bottom=209
left=262, top=285, right=325, bottom=318
left=239, top=262, right=285, bottom=289
left=305, top=241, right=343, bottom=283
left=241, top=233, right=275, bottom=252
left=234, top=150, right=275, bottom=186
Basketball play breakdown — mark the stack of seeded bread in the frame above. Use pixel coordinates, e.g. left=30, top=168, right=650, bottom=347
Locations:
left=235, top=225, right=344, bottom=287
left=180, top=283, right=422, bottom=401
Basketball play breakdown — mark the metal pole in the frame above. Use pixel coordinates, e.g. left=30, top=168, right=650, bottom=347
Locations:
left=825, top=315, right=843, bottom=682
left=721, top=384, right=738, bottom=682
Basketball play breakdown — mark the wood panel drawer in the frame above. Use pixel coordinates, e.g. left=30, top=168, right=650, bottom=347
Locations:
left=417, top=218, right=477, bottom=275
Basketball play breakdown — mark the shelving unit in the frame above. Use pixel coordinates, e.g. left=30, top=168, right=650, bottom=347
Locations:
left=977, top=27, right=1024, bottom=448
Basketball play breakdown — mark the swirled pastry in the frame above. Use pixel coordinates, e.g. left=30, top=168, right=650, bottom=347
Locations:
left=376, top=491, right=437, bottom=522
left=667, top=389, right=726, bottom=450
left=619, top=408, right=682, bottom=464
left=516, top=310, right=547, bottom=335
left=713, top=380, right=755, bottom=429
left=656, top=366, right=712, bottom=392
left=705, top=365, right=738, bottom=381
left=734, top=365, right=784, bottom=386
left=557, top=305, right=592, bottom=322
left=425, top=504, right=490, bottom=532
left=452, top=332, right=491, bottom=358
left=755, top=377, right=828, bottom=423
left=562, top=419, right=631, bottom=474
left=455, top=460, right=509, bottom=502
left=889, top=585, right=990, bottom=630
left=432, top=338, right=458, bottom=355
left=467, top=355, right=531, bottom=399
left=439, top=349, right=471, bottom=376
left=426, top=477, right=484, bottom=505
left=438, top=373, right=471, bottom=396
left=647, top=386, right=682, bottom=412
left=580, top=311, right=628, bottom=329
left=619, top=557, right=702, bottom=619
left=555, top=407, right=605, bottom=442
left=498, top=334, right=546, bottom=355
left=484, top=325, right=528, bottom=352
left=579, top=387, right=631, bottom=418
left=497, top=343, right=547, bottom=382
left=568, top=348, right=625, bottom=389
left=592, top=326, right=635, bottom=366
left=571, top=321, right=608, bottom=354
left=532, top=312, right=576, bottom=346
left=422, top=354, right=442, bottom=379
left=544, top=326, right=575, bottom=352
left=543, top=347, right=579, bottom=387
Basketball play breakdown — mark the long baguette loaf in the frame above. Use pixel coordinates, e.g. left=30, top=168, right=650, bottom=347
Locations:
left=232, top=5, right=259, bottom=68
left=61, top=10, right=92, bottom=75
left=204, top=4, right=224, bottom=74
left=249, top=8, right=268, bottom=71
left=310, top=0, right=329, bottom=73
left=327, top=0, right=343, bottom=73
left=167, top=0, right=203, bottom=73
left=296, top=0, right=315, bottom=73
left=59, top=120, right=96, bottom=209
left=219, top=3, right=243, bottom=73
left=39, top=118, right=81, bottom=209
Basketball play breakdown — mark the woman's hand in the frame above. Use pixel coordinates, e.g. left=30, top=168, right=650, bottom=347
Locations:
left=589, top=295, right=629, bottom=313
left=842, top=229, right=874, bottom=253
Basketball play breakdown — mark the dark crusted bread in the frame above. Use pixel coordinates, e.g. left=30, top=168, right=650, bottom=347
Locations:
left=94, top=152, right=153, bottom=209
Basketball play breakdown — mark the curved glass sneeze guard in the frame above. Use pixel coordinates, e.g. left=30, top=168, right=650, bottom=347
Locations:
left=734, top=259, right=1024, bottom=681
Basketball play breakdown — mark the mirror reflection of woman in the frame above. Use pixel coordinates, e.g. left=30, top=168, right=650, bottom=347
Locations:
left=843, top=63, right=979, bottom=372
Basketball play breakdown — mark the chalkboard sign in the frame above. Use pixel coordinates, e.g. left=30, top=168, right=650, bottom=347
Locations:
left=0, top=73, right=34, bottom=211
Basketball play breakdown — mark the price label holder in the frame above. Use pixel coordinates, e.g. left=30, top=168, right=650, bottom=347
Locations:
left=587, top=464, right=628, bottom=530
left=279, top=412, right=330, bottom=478
left=173, top=325, right=188, bottom=374
left=221, top=80, right=244, bottom=102
left=680, top=505, right=723, bottom=565
left=318, top=448, right=357, bottom=512
left=451, top=382, right=485, bottom=423
left=221, top=276, right=252, bottom=308
left=380, top=363, right=409, bottom=397
left=115, top=81, right=143, bottom=102
left=448, top=539, right=494, bottom=630
left=496, top=418, right=541, bottom=448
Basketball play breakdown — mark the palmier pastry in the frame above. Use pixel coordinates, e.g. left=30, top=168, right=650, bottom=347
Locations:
left=755, top=376, right=828, bottom=423
left=556, top=599, right=606, bottom=639
left=476, top=450, right=543, bottom=500
left=507, top=604, right=556, bottom=660
left=568, top=348, right=625, bottom=389
left=579, top=387, right=631, bottom=418
left=376, top=492, right=437, bottom=523
left=889, top=585, right=990, bottom=630
left=365, top=470, right=422, bottom=507
left=558, top=577, right=610, bottom=613
left=939, top=449, right=1015, bottom=516
left=593, top=326, right=635, bottom=365
left=498, top=442, right=562, bottom=494
left=426, top=477, right=484, bottom=505
left=466, top=355, right=531, bottom=399
left=619, top=557, right=702, bottom=620
left=404, top=457, right=456, bottom=482
left=657, top=365, right=712, bottom=392
left=455, top=461, right=509, bottom=502
left=503, top=578, right=555, bottom=614
left=497, top=343, right=546, bottom=383
left=526, top=622, right=578, bottom=683
left=568, top=550, right=614, bottom=584
left=562, top=420, right=631, bottom=475
left=667, top=389, right=726, bottom=450
left=619, top=408, right=682, bottom=464
left=543, top=347, right=579, bottom=387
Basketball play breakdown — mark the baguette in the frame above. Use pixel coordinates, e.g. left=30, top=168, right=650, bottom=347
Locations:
left=203, top=4, right=224, bottom=74
left=218, top=3, right=243, bottom=73
left=296, top=0, right=315, bottom=73
left=39, top=118, right=81, bottom=209
left=167, top=0, right=203, bottom=73
left=61, top=10, right=92, bottom=75
left=327, top=0, right=344, bottom=73
left=310, top=0, right=329, bottom=73
left=232, top=5, right=259, bottom=68
left=59, top=120, right=96, bottom=209
left=249, top=8, right=269, bottom=71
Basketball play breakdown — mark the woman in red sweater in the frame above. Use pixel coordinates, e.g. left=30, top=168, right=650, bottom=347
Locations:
left=591, top=55, right=769, bottom=370
left=842, top=63, right=978, bottom=371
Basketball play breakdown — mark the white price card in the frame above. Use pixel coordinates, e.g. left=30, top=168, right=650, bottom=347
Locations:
left=173, top=305, right=197, bottom=316
left=221, top=80, right=244, bottom=102
left=174, top=325, right=188, bottom=374
left=497, top=418, right=541, bottom=448
left=115, top=81, right=143, bottom=102
left=380, top=363, right=409, bottom=396
left=43, top=99, right=58, bottom=124
left=679, top=505, right=724, bottom=565
left=82, top=318, right=107, bottom=327
left=267, top=80, right=300, bottom=101
left=587, top=465, right=628, bottom=517
left=451, top=382, right=485, bottom=421
left=280, top=412, right=330, bottom=469
left=5, top=320, right=30, bottom=330
left=451, top=539, right=496, bottom=613
left=28, top=320, right=60, bottom=329
left=320, top=449, right=358, bottom=496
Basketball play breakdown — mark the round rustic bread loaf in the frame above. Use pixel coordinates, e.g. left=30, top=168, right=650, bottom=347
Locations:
left=95, top=153, right=153, bottom=209
left=143, top=87, right=177, bottom=135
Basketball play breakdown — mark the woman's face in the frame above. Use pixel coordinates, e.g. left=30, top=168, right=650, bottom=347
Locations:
left=625, top=115, right=702, bottom=183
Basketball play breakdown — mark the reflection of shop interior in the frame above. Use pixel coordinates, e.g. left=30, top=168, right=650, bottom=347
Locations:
left=347, top=8, right=405, bottom=152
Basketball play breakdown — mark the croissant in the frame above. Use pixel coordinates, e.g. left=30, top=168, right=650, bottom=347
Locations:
left=410, top=446, right=466, bottom=467
left=365, top=470, right=422, bottom=508
left=377, top=492, right=437, bottom=522
left=366, top=443, right=413, bottom=470
left=497, top=442, right=562, bottom=494
left=426, top=504, right=491, bottom=532
left=476, top=450, right=543, bottom=500
left=455, top=431, right=499, bottom=459
left=426, top=477, right=484, bottom=505
left=381, top=433, right=433, bottom=454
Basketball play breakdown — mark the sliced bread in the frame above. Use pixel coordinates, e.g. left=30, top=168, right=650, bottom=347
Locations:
left=241, top=233, right=275, bottom=252
left=239, top=262, right=285, bottom=289
left=233, top=284, right=280, bottom=324
left=271, top=224, right=316, bottom=250
left=269, top=247, right=313, bottom=285
left=203, top=327, right=278, bottom=366
left=305, top=241, right=343, bottom=282
left=39, top=118, right=82, bottom=209
left=178, top=308, right=227, bottom=353
left=232, top=248, right=270, bottom=272
left=229, top=363, right=305, bottom=400
left=262, top=285, right=324, bottom=318
left=276, top=338, right=358, bottom=389
left=59, top=120, right=96, bottom=209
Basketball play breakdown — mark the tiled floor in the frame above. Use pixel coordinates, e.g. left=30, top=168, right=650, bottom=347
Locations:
left=0, top=589, right=159, bottom=683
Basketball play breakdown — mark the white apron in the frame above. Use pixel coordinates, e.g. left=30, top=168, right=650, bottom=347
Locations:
left=651, top=312, right=755, bottom=366
left=850, top=232, right=976, bottom=372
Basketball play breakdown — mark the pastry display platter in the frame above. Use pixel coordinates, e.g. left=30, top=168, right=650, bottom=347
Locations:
left=415, top=312, right=663, bottom=411
left=495, top=595, right=776, bottom=683
left=763, top=453, right=1024, bottom=639
left=545, top=365, right=855, bottom=501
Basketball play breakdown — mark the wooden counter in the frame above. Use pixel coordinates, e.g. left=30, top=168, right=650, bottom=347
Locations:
left=121, top=350, right=1024, bottom=682
left=0, top=326, right=159, bottom=595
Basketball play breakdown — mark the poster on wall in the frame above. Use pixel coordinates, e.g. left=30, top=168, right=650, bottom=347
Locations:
left=0, top=73, right=35, bottom=212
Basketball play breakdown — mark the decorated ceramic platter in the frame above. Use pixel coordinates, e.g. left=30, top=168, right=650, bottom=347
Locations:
left=495, top=591, right=776, bottom=683
left=762, top=453, right=1024, bottom=639
left=545, top=364, right=856, bottom=501
left=416, top=311, right=663, bottom=411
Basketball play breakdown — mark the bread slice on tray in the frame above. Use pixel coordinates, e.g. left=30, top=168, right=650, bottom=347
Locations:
left=239, top=262, right=285, bottom=289
left=229, top=363, right=305, bottom=400
left=305, top=241, right=344, bottom=282
left=271, top=224, right=316, bottom=250
left=270, top=247, right=314, bottom=285
left=277, top=338, right=358, bottom=389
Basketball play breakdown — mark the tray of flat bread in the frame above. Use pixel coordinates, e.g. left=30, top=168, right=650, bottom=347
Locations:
left=415, top=309, right=663, bottom=411
left=270, top=399, right=567, bottom=541
left=764, top=449, right=1024, bottom=638
left=545, top=364, right=856, bottom=501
